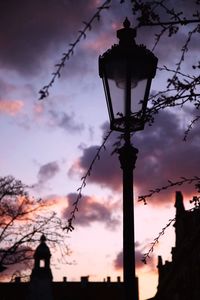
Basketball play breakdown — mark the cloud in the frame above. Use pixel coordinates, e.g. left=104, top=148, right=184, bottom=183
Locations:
left=69, top=108, right=200, bottom=204
left=134, top=110, right=200, bottom=201
left=0, top=0, right=99, bottom=75
left=62, top=193, right=120, bottom=230
left=33, top=103, right=45, bottom=117
left=84, top=32, right=115, bottom=54
left=37, top=161, right=60, bottom=185
left=0, top=0, right=198, bottom=79
left=0, top=79, right=17, bottom=98
left=69, top=145, right=121, bottom=190
left=68, top=127, right=122, bottom=190
left=48, top=110, right=84, bottom=133
left=0, top=100, right=24, bottom=116
left=113, top=243, right=154, bottom=271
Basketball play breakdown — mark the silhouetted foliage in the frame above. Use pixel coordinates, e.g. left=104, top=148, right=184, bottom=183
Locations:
left=0, top=176, right=66, bottom=275
left=130, top=0, right=200, bottom=137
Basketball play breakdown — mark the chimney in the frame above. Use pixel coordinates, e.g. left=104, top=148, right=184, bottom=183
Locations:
left=15, top=277, right=21, bottom=283
left=107, top=276, right=111, bottom=282
left=81, top=276, right=89, bottom=284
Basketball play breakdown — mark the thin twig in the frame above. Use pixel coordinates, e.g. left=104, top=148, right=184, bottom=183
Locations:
left=138, top=176, right=200, bottom=204
left=38, top=0, right=112, bottom=100
left=64, top=130, right=112, bottom=232
left=142, top=217, right=175, bottom=264
left=142, top=196, right=200, bottom=263
left=184, top=115, right=200, bottom=140
left=141, top=19, right=200, bottom=26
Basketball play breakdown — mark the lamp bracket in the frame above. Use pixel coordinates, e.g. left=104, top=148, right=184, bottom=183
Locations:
left=118, top=143, right=138, bottom=170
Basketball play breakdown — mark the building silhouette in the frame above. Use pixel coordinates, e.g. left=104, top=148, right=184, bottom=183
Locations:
left=0, top=234, right=128, bottom=300
left=29, top=234, right=53, bottom=300
left=149, top=191, right=200, bottom=300
left=2, top=191, right=199, bottom=299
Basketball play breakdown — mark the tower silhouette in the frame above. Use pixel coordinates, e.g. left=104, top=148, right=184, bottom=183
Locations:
left=28, top=234, right=53, bottom=300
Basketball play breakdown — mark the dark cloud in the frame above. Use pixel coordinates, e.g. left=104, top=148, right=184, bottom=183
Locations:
left=69, top=108, right=200, bottom=204
left=62, top=193, right=120, bottom=230
left=74, top=145, right=121, bottom=190
left=68, top=122, right=121, bottom=190
left=37, top=161, right=60, bottom=184
left=0, top=0, right=97, bottom=75
left=113, top=243, right=153, bottom=270
left=134, top=109, right=200, bottom=201
left=0, top=0, right=198, bottom=77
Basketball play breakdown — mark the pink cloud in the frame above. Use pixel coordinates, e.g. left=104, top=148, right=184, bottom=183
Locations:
left=0, top=100, right=24, bottom=116
left=34, top=103, right=44, bottom=116
left=85, top=33, right=114, bottom=53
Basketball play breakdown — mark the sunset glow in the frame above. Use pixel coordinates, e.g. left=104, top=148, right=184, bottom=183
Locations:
left=0, top=1, right=199, bottom=300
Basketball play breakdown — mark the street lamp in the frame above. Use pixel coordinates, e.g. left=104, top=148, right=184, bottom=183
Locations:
left=99, top=18, right=158, bottom=300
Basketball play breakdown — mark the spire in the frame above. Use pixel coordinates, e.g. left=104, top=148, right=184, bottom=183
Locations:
left=40, top=234, right=46, bottom=243
left=157, top=255, right=163, bottom=268
left=174, top=191, right=185, bottom=215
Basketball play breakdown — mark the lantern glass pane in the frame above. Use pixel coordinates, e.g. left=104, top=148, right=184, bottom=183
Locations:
left=107, top=78, right=125, bottom=119
left=130, top=79, right=147, bottom=115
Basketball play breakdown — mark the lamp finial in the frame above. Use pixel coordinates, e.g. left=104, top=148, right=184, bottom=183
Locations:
left=117, top=18, right=136, bottom=45
left=123, top=17, right=130, bottom=29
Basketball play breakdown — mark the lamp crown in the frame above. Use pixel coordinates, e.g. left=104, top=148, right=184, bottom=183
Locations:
left=117, top=18, right=136, bottom=46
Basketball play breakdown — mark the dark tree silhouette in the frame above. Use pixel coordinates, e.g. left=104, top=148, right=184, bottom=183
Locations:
left=0, top=176, right=66, bottom=275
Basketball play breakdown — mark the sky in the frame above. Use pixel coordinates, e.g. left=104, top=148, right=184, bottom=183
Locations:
left=0, top=0, right=200, bottom=299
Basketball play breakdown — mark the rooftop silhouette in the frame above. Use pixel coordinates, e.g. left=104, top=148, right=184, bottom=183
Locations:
left=149, top=191, right=200, bottom=300
left=0, top=234, right=127, bottom=300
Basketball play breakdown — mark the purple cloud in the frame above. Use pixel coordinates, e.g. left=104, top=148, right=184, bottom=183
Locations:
left=48, top=110, right=84, bottom=133
left=0, top=0, right=98, bottom=75
left=62, top=193, right=120, bottom=230
left=69, top=107, right=200, bottom=204
left=37, top=161, right=60, bottom=184
left=0, top=0, right=198, bottom=78
left=113, top=243, right=154, bottom=270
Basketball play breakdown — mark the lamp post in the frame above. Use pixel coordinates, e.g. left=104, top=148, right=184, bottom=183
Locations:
left=99, top=18, right=158, bottom=299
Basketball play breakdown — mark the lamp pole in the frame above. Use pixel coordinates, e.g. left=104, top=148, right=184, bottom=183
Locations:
left=99, top=18, right=158, bottom=300
left=118, top=137, right=138, bottom=300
